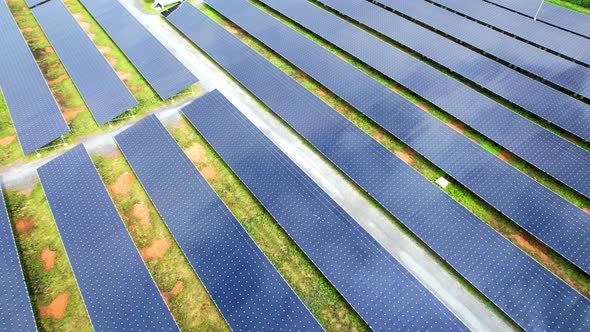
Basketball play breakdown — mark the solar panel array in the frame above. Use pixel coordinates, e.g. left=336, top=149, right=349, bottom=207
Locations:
left=31, top=0, right=138, bottom=125
left=0, top=188, right=37, bottom=331
left=313, top=0, right=590, bottom=143
left=180, top=89, right=466, bottom=331
left=78, top=0, right=197, bottom=100
left=0, top=0, right=68, bottom=155
left=114, top=114, right=322, bottom=331
left=209, top=0, right=590, bottom=274
left=484, top=0, right=590, bottom=38
left=164, top=4, right=590, bottom=330
left=428, top=0, right=590, bottom=65
left=37, top=145, right=178, bottom=331
left=371, top=0, right=590, bottom=99
left=24, top=0, right=45, bottom=8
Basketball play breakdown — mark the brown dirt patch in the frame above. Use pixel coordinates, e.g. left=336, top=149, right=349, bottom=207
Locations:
left=130, top=86, right=141, bottom=92
left=391, top=86, right=400, bottom=93
left=47, top=73, right=68, bottom=85
left=163, top=281, right=184, bottom=304
left=39, top=292, right=69, bottom=320
left=140, top=237, right=171, bottom=260
left=108, top=172, right=134, bottom=196
left=469, top=137, right=480, bottom=145
left=106, top=57, right=118, bottom=67
left=97, top=45, right=112, bottom=55
left=394, top=149, right=414, bottom=165
left=224, top=24, right=239, bottom=34
left=63, top=106, right=86, bottom=122
left=20, top=26, right=36, bottom=33
left=15, top=218, right=35, bottom=234
left=43, top=47, right=54, bottom=54
left=371, top=131, right=384, bottom=144
left=199, top=165, right=220, bottom=180
left=185, top=143, right=206, bottom=164
left=40, top=246, right=57, bottom=272
left=0, top=135, right=16, bottom=146
left=130, top=202, right=151, bottom=229
left=416, top=103, right=431, bottom=113
left=72, top=13, right=95, bottom=40
left=115, top=69, right=132, bottom=82
left=448, top=121, right=466, bottom=134
left=497, top=149, right=513, bottom=162
left=583, top=207, right=590, bottom=215
left=313, top=88, right=327, bottom=96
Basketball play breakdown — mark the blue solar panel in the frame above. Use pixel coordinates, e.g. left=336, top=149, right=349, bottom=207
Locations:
left=24, top=0, right=45, bottom=8
left=164, top=4, right=590, bottom=330
left=371, top=0, right=590, bottom=99
left=37, top=145, right=178, bottom=331
left=310, top=0, right=590, bottom=144
left=180, top=90, right=466, bottom=331
left=485, top=0, right=590, bottom=38
left=31, top=0, right=138, bottom=125
left=428, top=0, right=590, bottom=65
left=0, top=0, right=69, bottom=155
left=209, top=0, right=590, bottom=274
left=114, top=114, right=322, bottom=331
left=78, top=0, right=197, bottom=100
left=0, top=188, right=37, bottom=331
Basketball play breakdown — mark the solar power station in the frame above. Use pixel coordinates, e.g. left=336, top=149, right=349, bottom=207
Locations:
left=208, top=0, right=590, bottom=275
left=164, top=2, right=590, bottom=330
left=485, top=0, right=590, bottom=37
left=37, top=145, right=178, bottom=331
left=180, top=89, right=466, bottom=330
left=0, top=188, right=36, bottom=331
left=0, top=0, right=68, bottom=155
left=78, top=0, right=197, bottom=100
left=372, top=0, right=590, bottom=99
left=114, top=114, right=322, bottom=331
left=31, top=0, right=138, bottom=125
left=428, top=0, right=590, bottom=66
left=312, top=0, right=590, bottom=143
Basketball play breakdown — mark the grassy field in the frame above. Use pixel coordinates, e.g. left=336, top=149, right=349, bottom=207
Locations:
left=200, top=3, right=590, bottom=302
left=551, top=0, right=590, bottom=12
left=0, top=0, right=195, bottom=167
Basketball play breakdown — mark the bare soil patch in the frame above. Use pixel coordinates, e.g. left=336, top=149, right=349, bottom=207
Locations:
left=20, top=26, right=36, bottom=33
left=583, top=207, right=590, bottom=215
left=371, top=131, right=384, bottom=144
left=224, top=24, right=238, bottom=34
left=41, top=246, right=57, bottom=272
left=72, top=13, right=95, bottom=40
left=448, top=121, right=466, bottom=134
left=116, top=69, right=132, bottom=82
left=394, top=149, right=414, bottom=165
left=39, top=292, right=69, bottom=320
left=63, top=106, right=86, bottom=122
left=130, top=86, right=141, bottom=92
left=15, top=218, right=35, bottom=234
left=0, top=135, right=16, bottom=147
left=199, top=165, right=220, bottom=180
left=108, top=172, right=134, bottom=196
left=140, top=237, right=171, bottom=260
left=43, top=47, right=54, bottom=54
left=97, top=45, right=112, bottom=55
left=163, top=281, right=184, bottom=304
left=313, top=88, right=327, bottom=96
left=47, top=74, right=68, bottom=86
left=416, top=103, right=430, bottom=113
left=130, top=202, right=151, bottom=229
left=185, top=144, right=206, bottom=164
left=497, top=149, right=513, bottom=162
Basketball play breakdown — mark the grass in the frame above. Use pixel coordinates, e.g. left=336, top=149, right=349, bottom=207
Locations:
left=4, top=186, right=92, bottom=331
left=200, top=3, right=590, bottom=301
left=549, top=0, right=590, bottom=13
left=0, top=0, right=196, bottom=167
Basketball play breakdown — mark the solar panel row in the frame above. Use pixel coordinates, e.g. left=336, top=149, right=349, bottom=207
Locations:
left=78, top=0, right=197, bottom=100
left=180, top=89, right=466, bottom=331
left=114, top=114, right=322, bottom=332
left=484, top=0, right=590, bottom=38
left=0, top=0, right=68, bottom=155
left=31, top=0, right=138, bottom=125
left=0, top=188, right=37, bottom=331
left=371, top=0, right=590, bottom=99
left=37, top=145, right=178, bottom=331
left=313, top=0, right=590, bottom=143
left=164, top=4, right=590, bottom=330
left=428, top=0, right=590, bottom=65
left=209, top=0, right=590, bottom=274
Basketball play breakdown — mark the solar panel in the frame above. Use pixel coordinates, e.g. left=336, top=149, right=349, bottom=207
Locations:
left=180, top=90, right=466, bottom=331
left=0, top=0, right=69, bottom=155
left=370, top=0, right=590, bottom=99
left=0, top=188, right=37, bottom=331
left=37, top=145, right=178, bottom=331
left=310, top=0, right=590, bottom=143
left=31, top=0, right=138, bottom=125
left=209, top=0, right=590, bottom=274
left=78, top=0, right=197, bottom=100
left=114, top=114, right=322, bottom=331
left=163, top=4, right=590, bottom=330
left=484, top=0, right=590, bottom=38
left=428, top=0, right=590, bottom=65
left=24, top=0, right=45, bottom=8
